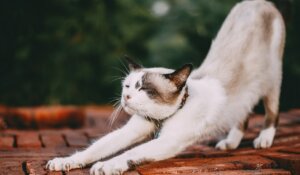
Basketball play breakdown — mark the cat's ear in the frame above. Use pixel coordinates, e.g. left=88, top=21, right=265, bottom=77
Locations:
left=124, top=55, right=142, bottom=71
left=164, top=64, right=193, bottom=89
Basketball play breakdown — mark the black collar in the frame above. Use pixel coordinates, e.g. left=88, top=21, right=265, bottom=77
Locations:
left=144, top=86, right=189, bottom=138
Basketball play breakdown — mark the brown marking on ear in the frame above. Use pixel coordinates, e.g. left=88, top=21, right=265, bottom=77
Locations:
left=164, top=64, right=193, bottom=90
left=127, top=159, right=155, bottom=170
left=124, top=55, right=142, bottom=71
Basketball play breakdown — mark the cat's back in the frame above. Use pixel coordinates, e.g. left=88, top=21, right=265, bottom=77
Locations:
left=193, top=0, right=285, bottom=96
left=208, top=0, right=284, bottom=61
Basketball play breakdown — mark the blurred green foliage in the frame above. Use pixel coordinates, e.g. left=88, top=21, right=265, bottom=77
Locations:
left=0, top=0, right=299, bottom=110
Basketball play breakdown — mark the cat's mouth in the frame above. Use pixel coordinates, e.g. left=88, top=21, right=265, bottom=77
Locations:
left=122, top=100, right=148, bottom=117
left=122, top=103, right=136, bottom=115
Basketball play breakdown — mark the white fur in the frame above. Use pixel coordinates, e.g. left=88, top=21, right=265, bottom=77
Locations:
left=254, top=126, right=276, bottom=149
left=46, top=115, right=155, bottom=171
left=216, top=127, right=244, bottom=150
left=47, top=1, right=285, bottom=174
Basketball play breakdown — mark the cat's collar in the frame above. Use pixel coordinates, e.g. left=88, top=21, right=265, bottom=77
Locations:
left=144, top=86, right=189, bottom=137
left=178, top=86, right=189, bottom=110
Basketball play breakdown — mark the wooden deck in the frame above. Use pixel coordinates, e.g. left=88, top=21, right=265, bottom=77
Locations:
left=0, top=107, right=300, bottom=175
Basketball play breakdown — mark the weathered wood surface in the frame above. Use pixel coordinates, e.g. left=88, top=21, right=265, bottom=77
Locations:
left=1, top=107, right=300, bottom=175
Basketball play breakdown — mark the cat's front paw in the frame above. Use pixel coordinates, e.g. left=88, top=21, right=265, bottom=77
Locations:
left=215, top=139, right=240, bottom=150
left=90, top=159, right=129, bottom=175
left=46, top=157, right=85, bottom=171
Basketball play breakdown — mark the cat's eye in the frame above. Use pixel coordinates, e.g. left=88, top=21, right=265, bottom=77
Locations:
left=125, top=85, right=130, bottom=88
left=139, top=87, right=146, bottom=91
left=135, top=81, right=141, bottom=89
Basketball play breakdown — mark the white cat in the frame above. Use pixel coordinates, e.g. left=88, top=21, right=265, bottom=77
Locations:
left=47, top=0, right=285, bottom=174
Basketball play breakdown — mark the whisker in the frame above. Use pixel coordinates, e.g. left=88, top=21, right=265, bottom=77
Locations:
left=108, top=105, right=122, bottom=127
left=112, top=100, right=120, bottom=107
left=108, top=98, right=120, bottom=106
left=108, top=94, right=122, bottom=108
left=110, top=76, right=125, bottom=82
left=119, top=59, right=130, bottom=74
left=113, top=67, right=128, bottom=77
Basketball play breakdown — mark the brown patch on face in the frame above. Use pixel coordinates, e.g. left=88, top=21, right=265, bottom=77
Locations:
left=127, top=159, right=155, bottom=170
left=141, top=73, right=180, bottom=105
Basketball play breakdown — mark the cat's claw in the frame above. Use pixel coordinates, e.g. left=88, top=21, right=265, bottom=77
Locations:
left=46, top=157, right=85, bottom=171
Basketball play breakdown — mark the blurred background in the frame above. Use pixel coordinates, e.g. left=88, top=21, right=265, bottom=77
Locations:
left=0, top=0, right=299, bottom=111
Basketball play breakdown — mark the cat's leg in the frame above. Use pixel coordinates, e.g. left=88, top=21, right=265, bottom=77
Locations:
left=254, top=14, right=284, bottom=149
left=89, top=121, right=198, bottom=175
left=46, top=115, right=155, bottom=172
left=216, top=119, right=248, bottom=150
left=254, top=90, right=280, bottom=149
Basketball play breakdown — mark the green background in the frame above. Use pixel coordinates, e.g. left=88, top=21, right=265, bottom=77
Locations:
left=1, top=0, right=299, bottom=111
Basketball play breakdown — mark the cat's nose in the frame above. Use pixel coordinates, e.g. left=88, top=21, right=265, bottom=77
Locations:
left=124, top=95, right=131, bottom=101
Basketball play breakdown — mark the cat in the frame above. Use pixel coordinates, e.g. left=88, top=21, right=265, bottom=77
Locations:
left=46, top=0, right=285, bottom=174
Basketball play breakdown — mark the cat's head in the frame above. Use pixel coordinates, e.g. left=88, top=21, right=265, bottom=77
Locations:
left=121, top=57, right=193, bottom=120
